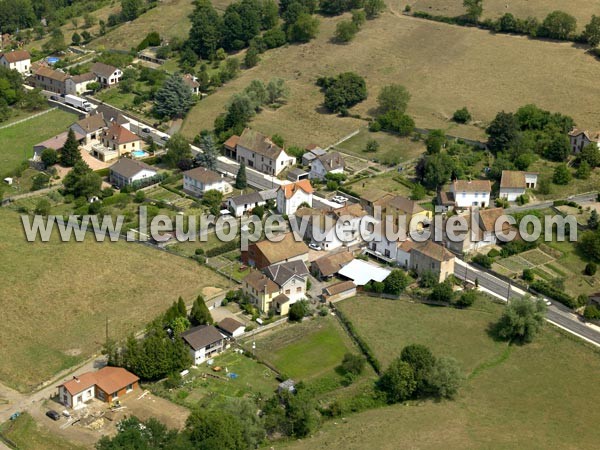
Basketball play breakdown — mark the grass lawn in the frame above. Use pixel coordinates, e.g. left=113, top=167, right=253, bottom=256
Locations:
left=528, top=159, right=600, bottom=200
left=0, top=109, right=78, bottom=176
left=182, top=10, right=600, bottom=147
left=251, top=316, right=356, bottom=381
left=336, top=128, right=425, bottom=165
left=0, top=208, right=229, bottom=392
left=0, top=413, right=84, bottom=450
left=285, top=295, right=600, bottom=449
left=156, top=351, right=278, bottom=408
left=345, top=171, right=413, bottom=198
left=408, top=0, right=597, bottom=31
left=95, top=86, right=137, bottom=110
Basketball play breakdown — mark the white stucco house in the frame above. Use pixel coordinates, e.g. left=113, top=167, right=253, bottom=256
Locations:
left=276, top=179, right=313, bottom=215
left=499, top=170, right=538, bottom=201
left=91, top=62, right=122, bottom=87
left=309, top=151, right=345, bottom=180
left=181, top=325, right=226, bottom=365
left=450, top=179, right=492, bottom=209
left=568, top=128, right=600, bottom=153
left=227, top=189, right=276, bottom=217
left=0, top=50, right=31, bottom=74
left=65, top=72, right=97, bottom=95
left=443, top=208, right=510, bottom=255
left=217, top=318, right=246, bottom=338
left=109, top=158, right=158, bottom=188
left=183, top=167, right=231, bottom=197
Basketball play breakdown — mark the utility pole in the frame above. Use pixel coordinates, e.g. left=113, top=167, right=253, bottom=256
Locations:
left=506, top=281, right=511, bottom=303
left=105, top=316, right=109, bottom=342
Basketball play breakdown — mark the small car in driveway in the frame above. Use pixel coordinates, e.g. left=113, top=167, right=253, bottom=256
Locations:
left=46, top=410, right=60, bottom=421
left=308, top=242, right=322, bottom=251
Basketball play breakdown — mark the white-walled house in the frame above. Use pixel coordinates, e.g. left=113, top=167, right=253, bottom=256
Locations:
left=450, top=180, right=491, bottom=208
left=568, top=128, right=600, bottom=153
left=183, top=167, right=231, bottom=197
left=110, top=158, right=158, bottom=188
left=70, top=113, right=108, bottom=144
left=65, top=72, right=97, bottom=95
left=227, top=189, right=276, bottom=217
left=217, top=318, right=246, bottom=338
left=276, top=180, right=313, bottom=215
left=499, top=170, right=538, bottom=201
left=0, top=50, right=30, bottom=74
left=181, top=325, right=226, bottom=365
left=309, top=151, right=345, bottom=180
left=91, top=62, right=122, bottom=87
left=227, top=128, right=296, bottom=176
left=444, top=208, right=509, bottom=254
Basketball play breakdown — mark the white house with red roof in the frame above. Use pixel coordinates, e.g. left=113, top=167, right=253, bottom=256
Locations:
left=0, top=50, right=31, bottom=74
left=276, top=179, right=313, bottom=215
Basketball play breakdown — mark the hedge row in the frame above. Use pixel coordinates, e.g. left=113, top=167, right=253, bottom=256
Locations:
left=530, top=280, right=576, bottom=308
left=205, top=239, right=240, bottom=257
left=334, top=307, right=382, bottom=375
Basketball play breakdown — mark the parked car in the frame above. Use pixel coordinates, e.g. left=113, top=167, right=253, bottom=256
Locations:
left=332, top=196, right=348, bottom=204
left=142, top=127, right=151, bottom=133
left=160, top=135, right=169, bottom=142
left=50, top=95, right=59, bottom=101
left=46, top=410, right=60, bottom=421
left=308, top=242, right=322, bottom=251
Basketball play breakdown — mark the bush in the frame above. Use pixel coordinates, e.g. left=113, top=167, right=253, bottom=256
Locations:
left=472, top=253, right=492, bottom=269
left=487, top=248, right=500, bottom=258
left=584, top=262, right=597, bottom=276
left=452, top=107, right=471, bottom=123
left=340, top=353, right=365, bottom=376
left=429, top=280, right=454, bottom=303
left=289, top=300, right=310, bottom=322
left=530, top=280, right=576, bottom=308
left=455, top=290, right=477, bottom=308
left=583, top=304, right=600, bottom=320
left=164, top=371, right=183, bottom=389
left=522, top=268, right=535, bottom=282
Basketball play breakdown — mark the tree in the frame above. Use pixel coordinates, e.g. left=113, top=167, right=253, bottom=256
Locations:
left=223, top=93, right=255, bottom=133
left=552, top=164, right=571, bottom=185
left=486, top=111, right=519, bottom=154
left=319, top=0, right=360, bottom=16
left=584, top=15, right=600, bottom=47
left=190, top=295, right=213, bottom=326
left=429, top=280, right=454, bottom=303
left=384, top=269, right=409, bottom=295
left=202, top=189, right=224, bottom=216
left=426, top=356, right=464, bottom=399
left=364, top=0, right=386, bottom=19
left=376, top=110, right=415, bottom=135
left=235, top=161, right=248, bottom=189
left=165, top=133, right=192, bottom=168
left=263, top=27, right=287, bottom=48
left=321, top=72, right=367, bottom=113
left=495, top=297, right=546, bottom=344
left=245, top=79, right=268, bottom=107
left=287, top=13, right=320, bottom=43
left=522, top=268, right=535, bottom=282
left=97, top=417, right=180, bottom=449
left=188, top=0, right=223, bottom=59
left=334, top=20, right=358, bottom=43
left=410, top=184, right=426, bottom=201
left=543, top=133, right=570, bottom=162
left=43, top=27, right=67, bottom=53
left=271, top=134, right=284, bottom=147
left=400, top=344, right=435, bottom=394
left=377, top=84, right=410, bottom=114
left=541, top=10, right=576, bottom=40
left=196, top=134, right=219, bottom=171
left=289, top=300, right=310, bottom=321
left=61, top=129, right=81, bottom=167
left=266, top=77, right=289, bottom=104
left=584, top=304, right=600, bottom=320
left=580, top=143, right=600, bottom=167
left=452, top=107, right=471, bottom=123
left=585, top=262, right=597, bottom=276
left=121, top=0, right=143, bottom=22
left=364, top=139, right=379, bottom=153
left=244, top=45, right=260, bottom=67
left=378, top=358, right=416, bottom=403
left=34, top=198, right=51, bottom=216
left=186, top=409, right=246, bottom=450
left=31, top=173, right=50, bottom=191
left=71, top=32, right=81, bottom=46
left=588, top=209, right=599, bottom=230
left=340, top=353, right=365, bottom=376
left=425, top=129, right=445, bottom=154
left=576, top=160, right=591, bottom=179
left=416, top=152, right=455, bottom=190
left=41, top=148, right=58, bottom=168
left=455, top=289, right=478, bottom=308
left=63, top=160, right=102, bottom=199
left=154, top=73, right=194, bottom=119
left=463, top=0, right=483, bottom=23
left=579, top=230, right=600, bottom=262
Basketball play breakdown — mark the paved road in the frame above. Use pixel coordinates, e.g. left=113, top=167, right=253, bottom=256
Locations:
left=505, top=192, right=598, bottom=214
left=454, top=259, right=600, bottom=347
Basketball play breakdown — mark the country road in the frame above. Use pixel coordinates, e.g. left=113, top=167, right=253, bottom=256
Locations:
left=454, top=259, right=600, bottom=347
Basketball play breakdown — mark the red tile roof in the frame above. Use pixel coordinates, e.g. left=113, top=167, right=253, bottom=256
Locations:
left=279, top=179, right=313, bottom=199
left=59, top=367, right=139, bottom=396
left=0, top=50, right=30, bottom=63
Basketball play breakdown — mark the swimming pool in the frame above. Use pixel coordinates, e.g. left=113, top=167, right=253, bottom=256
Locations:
left=132, top=150, right=148, bottom=158
left=46, top=56, right=60, bottom=65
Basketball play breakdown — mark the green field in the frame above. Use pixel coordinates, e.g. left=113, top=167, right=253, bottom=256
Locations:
left=285, top=295, right=600, bottom=449
left=0, top=109, right=78, bottom=175
left=0, top=208, right=228, bottom=392
left=0, top=413, right=84, bottom=450
left=252, top=316, right=356, bottom=381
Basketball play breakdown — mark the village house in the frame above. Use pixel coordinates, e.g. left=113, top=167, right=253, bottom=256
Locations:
left=360, top=189, right=394, bottom=215
left=65, top=72, right=97, bottom=95
left=242, top=232, right=309, bottom=269
left=242, top=260, right=309, bottom=315
left=32, top=131, right=85, bottom=159
left=337, top=258, right=392, bottom=286
left=224, top=128, right=295, bottom=176
left=366, top=221, right=413, bottom=267
left=227, top=189, right=276, bottom=217
left=183, top=167, right=231, bottom=197
left=181, top=325, right=226, bottom=365
left=287, top=167, right=310, bottom=182
left=499, top=170, right=538, bottom=201
left=295, top=202, right=367, bottom=250
left=70, top=113, right=107, bottom=144
left=448, top=179, right=492, bottom=209
left=379, top=195, right=433, bottom=229
left=410, top=240, right=455, bottom=282
left=310, top=250, right=354, bottom=280
left=32, top=66, right=69, bottom=94
left=322, top=280, right=357, bottom=303
left=110, top=158, right=158, bottom=188
left=276, top=179, right=314, bottom=215
left=95, top=122, right=142, bottom=161
left=217, top=318, right=246, bottom=338
left=182, top=73, right=201, bottom=95
left=568, top=128, right=600, bottom=153
left=302, top=145, right=326, bottom=166
left=0, top=50, right=31, bottom=74
left=443, top=207, right=510, bottom=255
left=309, top=151, right=345, bottom=180
left=57, top=367, right=139, bottom=409
left=91, top=62, right=122, bottom=87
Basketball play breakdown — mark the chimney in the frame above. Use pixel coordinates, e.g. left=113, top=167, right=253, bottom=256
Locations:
left=73, top=376, right=80, bottom=383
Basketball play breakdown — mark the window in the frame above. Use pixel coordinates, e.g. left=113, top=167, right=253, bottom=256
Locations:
left=296, top=287, right=302, bottom=292
left=285, top=289, right=290, bottom=295
left=126, top=384, right=133, bottom=393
